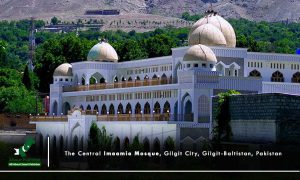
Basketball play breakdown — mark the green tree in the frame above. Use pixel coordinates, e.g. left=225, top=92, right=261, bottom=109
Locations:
left=51, top=17, right=59, bottom=25
left=22, top=65, right=32, bottom=90
left=129, top=134, right=143, bottom=151
left=88, top=122, right=101, bottom=151
left=164, top=136, right=175, bottom=151
left=213, top=90, right=240, bottom=142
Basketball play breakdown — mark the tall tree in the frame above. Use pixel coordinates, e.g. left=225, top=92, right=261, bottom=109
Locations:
left=22, top=65, right=32, bottom=90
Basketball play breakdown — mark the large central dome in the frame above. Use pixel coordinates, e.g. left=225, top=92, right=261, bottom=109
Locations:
left=188, top=12, right=236, bottom=48
left=87, top=41, right=119, bottom=62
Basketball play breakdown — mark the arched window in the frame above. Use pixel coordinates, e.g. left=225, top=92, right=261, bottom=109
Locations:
left=161, top=74, right=168, bottom=84
left=128, top=77, right=132, bottom=81
left=109, top=104, right=115, bottom=114
left=113, top=137, right=120, bottom=152
left=144, top=75, right=149, bottom=80
left=136, top=76, right=140, bottom=81
left=117, top=104, right=123, bottom=114
left=123, top=137, right=130, bottom=150
left=114, top=76, right=118, bottom=82
left=154, top=102, right=161, bottom=114
left=89, top=77, right=96, bottom=85
left=292, top=72, right=300, bottom=83
left=144, top=102, right=151, bottom=114
left=271, top=71, right=284, bottom=82
left=143, top=138, right=150, bottom=152
left=62, top=102, right=71, bottom=115
left=101, top=104, right=107, bottom=115
left=126, top=103, right=132, bottom=114
left=80, top=105, right=84, bottom=111
left=163, top=101, right=170, bottom=113
left=249, top=69, right=261, bottom=77
left=152, top=74, right=158, bottom=79
left=135, top=103, right=142, bottom=114
left=86, top=105, right=91, bottom=111
left=94, top=105, right=99, bottom=113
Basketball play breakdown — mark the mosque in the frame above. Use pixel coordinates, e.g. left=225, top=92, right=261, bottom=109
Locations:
left=31, top=10, right=300, bottom=152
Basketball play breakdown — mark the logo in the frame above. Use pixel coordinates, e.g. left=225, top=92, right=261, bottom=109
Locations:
left=8, top=137, right=41, bottom=167
left=14, top=137, right=35, bottom=158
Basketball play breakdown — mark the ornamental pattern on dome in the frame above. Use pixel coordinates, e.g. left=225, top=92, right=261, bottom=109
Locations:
left=188, top=11, right=236, bottom=48
left=87, top=41, right=119, bottom=62
left=183, top=44, right=217, bottom=62
left=53, top=63, right=73, bottom=76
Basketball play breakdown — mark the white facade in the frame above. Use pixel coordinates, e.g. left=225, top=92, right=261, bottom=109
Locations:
left=32, top=12, right=300, bottom=151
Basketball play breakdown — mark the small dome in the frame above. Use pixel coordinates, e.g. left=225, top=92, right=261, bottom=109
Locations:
left=183, top=44, right=217, bottom=62
left=53, top=63, right=73, bottom=76
left=188, top=24, right=227, bottom=46
left=87, top=42, right=118, bottom=62
left=189, top=13, right=236, bottom=48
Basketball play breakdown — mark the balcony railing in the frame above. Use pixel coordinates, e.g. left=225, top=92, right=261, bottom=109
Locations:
left=30, top=115, right=68, bottom=122
left=63, top=79, right=173, bottom=92
left=29, top=113, right=195, bottom=122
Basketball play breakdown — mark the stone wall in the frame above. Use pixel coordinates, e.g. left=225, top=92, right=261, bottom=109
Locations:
left=212, top=93, right=300, bottom=143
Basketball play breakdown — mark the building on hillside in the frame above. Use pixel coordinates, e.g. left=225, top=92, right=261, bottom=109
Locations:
left=31, top=10, right=300, bottom=152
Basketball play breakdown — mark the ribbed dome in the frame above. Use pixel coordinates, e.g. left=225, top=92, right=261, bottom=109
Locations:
left=188, top=24, right=227, bottom=46
left=189, top=13, right=236, bottom=48
left=183, top=44, right=217, bottom=62
left=87, top=42, right=119, bottom=62
left=53, top=63, right=73, bottom=76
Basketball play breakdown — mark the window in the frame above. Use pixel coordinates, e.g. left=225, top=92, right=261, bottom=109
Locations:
left=210, top=64, right=213, bottom=68
left=187, top=64, right=190, bottom=68
left=292, top=72, right=300, bottom=83
left=194, top=64, right=198, bottom=67
left=60, top=78, right=63, bottom=81
left=249, top=70, right=261, bottom=77
left=202, top=63, right=206, bottom=68
left=234, top=70, right=238, bottom=76
left=65, top=78, right=68, bottom=81
left=271, top=71, right=284, bottom=82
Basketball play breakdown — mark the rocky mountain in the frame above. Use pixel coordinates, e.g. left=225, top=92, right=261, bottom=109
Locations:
left=0, top=0, right=299, bottom=22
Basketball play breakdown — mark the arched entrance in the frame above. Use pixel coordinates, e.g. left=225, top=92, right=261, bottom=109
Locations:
left=101, top=104, right=107, bottom=115
left=117, top=104, right=123, bottom=114
left=144, top=102, right=151, bottom=114
left=125, top=103, right=132, bottom=114
left=292, top=72, right=300, bottom=83
left=135, top=103, right=142, bottom=114
left=52, top=101, right=58, bottom=115
left=62, top=102, right=71, bottom=115
left=154, top=102, right=161, bottom=114
left=109, top=104, right=115, bottom=114
left=271, top=71, right=284, bottom=82
left=249, top=69, right=261, bottom=77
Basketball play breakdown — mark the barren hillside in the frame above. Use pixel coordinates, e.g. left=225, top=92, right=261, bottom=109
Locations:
left=0, top=0, right=299, bottom=22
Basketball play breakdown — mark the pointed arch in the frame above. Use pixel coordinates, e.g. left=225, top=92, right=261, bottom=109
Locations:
left=80, top=104, right=84, bottom=111
left=125, top=103, right=132, bottom=114
left=163, top=101, right=171, bottom=113
left=249, top=69, right=261, bottom=77
left=152, top=74, right=158, bottom=79
left=144, top=75, right=149, bottom=80
left=128, top=77, right=132, bottom=81
left=154, top=102, right=161, bottom=114
left=109, top=104, right=115, bottom=114
left=117, top=103, right=124, bottom=114
left=114, top=76, right=119, bottom=82
left=62, top=102, right=71, bottom=115
left=135, top=103, right=142, bottom=114
left=101, top=104, right=107, bottom=115
left=161, top=73, right=168, bottom=84
left=136, top=76, right=140, bottom=81
left=86, top=105, right=91, bottom=111
left=144, top=102, right=151, bottom=114
left=292, top=72, right=300, bottom=83
left=271, top=71, right=284, bottom=82
left=89, top=76, right=97, bottom=85
left=94, top=104, right=99, bottom=113
left=52, top=101, right=58, bottom=115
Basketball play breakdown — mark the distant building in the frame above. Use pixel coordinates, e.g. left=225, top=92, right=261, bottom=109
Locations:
left=85, top=9, right=120, bottom=15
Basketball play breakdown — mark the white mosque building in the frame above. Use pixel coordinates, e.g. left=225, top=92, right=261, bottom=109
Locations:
left=31, top=10, right=300, bottom=152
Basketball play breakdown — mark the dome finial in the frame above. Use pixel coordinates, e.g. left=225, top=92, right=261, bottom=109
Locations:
left=98, top=37, right=107, bottom=43
left=205, top=2, right=217, bottom=16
